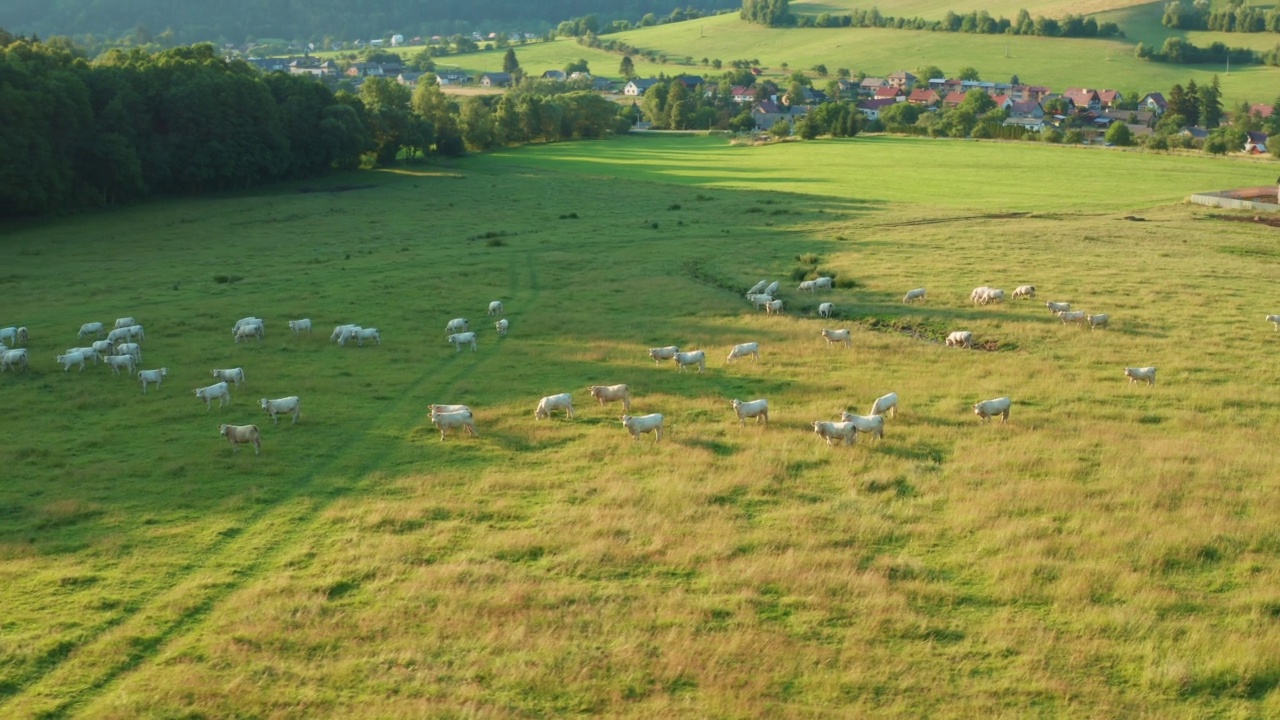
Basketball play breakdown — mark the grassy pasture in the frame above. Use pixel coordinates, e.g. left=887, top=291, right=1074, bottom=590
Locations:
left=789, top=0, right=1157, bottom=19
left=454, top=12, right=1280, bottom=106
left=2, top=134, right=1280, bottom=717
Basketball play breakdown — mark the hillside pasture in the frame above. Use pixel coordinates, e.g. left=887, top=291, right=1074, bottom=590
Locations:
left=1, top=135, right=1280, bottom=717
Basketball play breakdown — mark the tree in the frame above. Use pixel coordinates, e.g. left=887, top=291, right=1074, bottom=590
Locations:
left=565, top=58, right=590, bottom=74
left=958, top=66, right=981, bottom=81
left=459, top=96, right=497, bottom=150
left=502, top=48, right=520, bottom=75
left=917, top=65, right=944, bottom=82
left=1198, top=75, right=1222, bottom=128
left=1104, top=121, right=1134, bottom=146
left=768, top=118, right=791, bottom=138
left=1182, top=79, right=1201, bottom=126
left=619, top=55, right=635, bottom=78
left=879, top=102, right=922, bottom=128
left=959, top=88, right=995, bottom=114
left=794, top=114, right=819, bottom=139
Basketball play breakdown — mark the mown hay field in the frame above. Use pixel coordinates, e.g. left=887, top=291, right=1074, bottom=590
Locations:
left=2, top=134, right=1280, bottom=718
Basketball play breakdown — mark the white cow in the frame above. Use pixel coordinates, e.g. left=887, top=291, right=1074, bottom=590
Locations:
left=0, top=327, right=26, bottom=345
left=726, top=342, right=760, bottom=363
left=970, top=287, right=992, bottom=304
left=945, top=331, right=973, bottom=349
left=839, top=412, right=885, bottom=440
left=1267, top=314, right=1280, bottom=331
left=429, top=404, right=471, bottom=417
left=104, top=354, right=136, bottom=376
left=1012, top=285, right=1036, bottom=299
left=288, top=318, right=312, bottom=334
left=534, top=393, right=574, bottom=420
left=902, top=288, right=926, bottom=303
left=56, top=351, right=87, bottom=372
left=431, top=409, right=478, bottom=441
left=335, top=326, right=362, bottom=345
left=730, top=398, right=768, bottom=426
left=330, top=323, right=360, bottom=342
left=342, top=327, right=380, bottom=346
left=106, top=327, right=132, bottom=344
left=973, top=396, right=1012, bottom=423
left=211, top=367, right=246, bottom=388
left=1125, top=367, right=1157, bottom=387
left=195, top=381, right=231, bottom=410
left=672, top=350, right=706, bottom=373
left=818, top=302, right=834, bottom=318
left=123, top=324, right=145, bottom=342
left=812, top=421, right=857, bottom=446
left=113, top=317, right=136, bottom=329
left=495, top=319, right=509, bottom=337
left=1, top=348, right=28, bottom=372
left=1046, top=301, right=1071, bottom=314
left=821, top=328, right=852, bottom=348
left=798, top=280, right=817, bottom=293
left=445, top=318, right=469, bottom=335
left=235, top=324, right=264, bottom=343
left=813, top=276, right=834, bottom=290
left=869, top=392, right=898, bottom=418
left=981, top=288, right=1005, bottom=305
left=1087, top=313, right=1110, bottom=330
left=66, top=347, right=100, bottom=364
left=260, top=396, right=301, bottom=425
left=648, top=345, right=679, bottom=363
left=447, top=331, right=477, bottom=352
left=233, top=317, right=262, bottom=334
left=115, top=342, right=142, bottom=363
left=488, top=301, right=504, bottom=316
left=1057, top=310, right=1088, bottom=327
left=588, top=384, right=630, bottom=412
left=78, top=322, right=105, bottom=339
left=750, top=294, right=774, bottom=310
left=92, top=339, right=114, bottom=356
left=621, top=413, right=664, bottom=442
left=745, top=280, right=768, bottom=296
left=764, top=281, right=780, bottom=296
left=139, top=368, right=167, bottom=394
left=765, top=299, right=784, bottom=315
left=219, top=424, right=261, bottom=455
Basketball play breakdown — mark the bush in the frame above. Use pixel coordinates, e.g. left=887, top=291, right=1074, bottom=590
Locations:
left=796, top=252, right=820, bottom=264
left=1063, top=129, right=1084, bottom=145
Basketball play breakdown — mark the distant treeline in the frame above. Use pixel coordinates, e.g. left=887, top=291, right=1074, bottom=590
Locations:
left=6, top=0, right=740, bottom=46
left=1163, top=0, right=1280, bottom=33
left=739, top=2, right=1121, bottom=37
left=0, top=30, right=630, bottom=218
left=1135, top=36, right=1280, bottom=66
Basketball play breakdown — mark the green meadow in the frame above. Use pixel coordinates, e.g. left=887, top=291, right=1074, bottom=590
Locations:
left=2, top=134, right=1280, bottom=717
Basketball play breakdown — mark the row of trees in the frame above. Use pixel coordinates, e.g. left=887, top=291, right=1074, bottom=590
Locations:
left=0, top=31, right=633, bottom=218
left=1136, top=37, right=1261, bottom=65
left=796, top=8, right=1121, bottom=39
left=740, top=0, right=791, bottom=27
left=1163, top=0, right=1280, bottom=33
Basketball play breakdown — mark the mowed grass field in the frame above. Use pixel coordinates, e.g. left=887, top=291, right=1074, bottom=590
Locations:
left=454, top=9, right=1280, bottom=107
left=3, top=134, right=1280, bottom=717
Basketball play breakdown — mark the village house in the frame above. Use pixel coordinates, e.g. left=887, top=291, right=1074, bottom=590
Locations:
left=1245, top=131, right=1270, bottom=154
left=941, top=92, right=968, bottom=109
left=1249, top=103, right=1274, bottom=120
left=731, top=86, right=756, bottom=104
left=1141, top=93, right=1168, bottom=115
left=480, top=72, right=513, bottom=88
left=395, top=72, right=424, bottom=89
left=1008, top=100, right=1045, bottom=119
left=752, top=100, right=808, bottom=130
left=288, top=58, right=337, bottom=77
left=874, top=87, right=903, bottom=101
left=1002, top=117, right=1046, bottom=133
left=624, top=78, right=659, bottom=96
left=907, top=88, right=940, bottom=107
left=859, top=77, right=889, bottom=95
left=855, top=98, right=898, bottom=121
left=1009, top=85, right=1051, bottom=102
left=542, top=70, right=567, bottom=81
left=886, top=70, right=917, bottom=91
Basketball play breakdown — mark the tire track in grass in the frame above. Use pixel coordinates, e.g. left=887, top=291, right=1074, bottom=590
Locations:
left=2, top=259, right=543, bottom=719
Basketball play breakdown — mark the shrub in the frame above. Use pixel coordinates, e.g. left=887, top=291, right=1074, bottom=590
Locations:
left=796, top=252, right=820, bottom=264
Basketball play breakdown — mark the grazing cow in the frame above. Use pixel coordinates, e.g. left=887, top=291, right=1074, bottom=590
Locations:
left=235, top=324, right=264, bottom=343
left=973, top=396, right=1012, bottom=423
left=91, top=339, right=114, bottom=356
left=535, top=393, right=574, bottom=420
left=113, top=317, right=137, bottom=329
left=288, top=319, right=312, bottom=334
left=1087, top=314, right=1110, bottom=330
left=429, top=404, right=471, bottom=415
left=672, top=350, right=706, bottom=373
left=798, top=280, right=817, bottom=293
left=839, top=412, right=885, bottom=440
left=1057, top=310, right=1088, bottom=327
left=812, top=420, right=857, bottom=446
left=430, top=409, right=478, bottom=441
left=971, top=287, right=1004, bottom=305
left=260, top=396, right=301, bottom=425
left=139, top=368, right=167, bottom=394
left=1124, top=367, right=1157, bottom=387
left=66, top=347, right=100, bottom=364
left=495, top=319, right=509, bottom=336
left=211, top=367, right=246, bottom=388
left=746, top=280, right=768, bottom=296
left=1, top=348, right=28, bottom=372
left=620, top=413, right=664, bottom=442
left=446, top=318, right=469, bottom=335
left=447, top=331, right=477, bottom=352
left=588, top=384, right=631, bottom=412
left=1046, top=301, right=1071, bottom=314
left=340, top=327, right=379, bottom=346
left=726, top=342, right=760, bottom=363
left=1012, top=285, right=1036, bottom=299
left=123, top=324, right=145, bottom=342
left=902, top=288, right=926, bottom=304
left=115, top=342, right=142, bottom=363
left=765, top=299, right=784, bottom=315
left=233, top=317, right=262, bottom=334
left=648, top=345, right=680, bottom=363
left=818, top=302, right=834, bottom=318
left=488, top=301, right=504, bottom=316
left=56, top=351, right=87, bottom=372
left=195, top=381, right=231, bottom=410
left=335, top=326, right=362, bottom=345
left=945, top=331, right=973, bottom=349
left=813, top=276, right=834, bottom=290
left=764, top=281, right=780, bottom=296
left=106, top=327, right=132, bottom=344
left=1267, top=314, right=1280, bottom=331
left=970, top=287, right=992, bottom=304
left=78, top=322, right=104, bottom=339
left=218, top=424, right=261, bottom=455
left=749, top=294, right=774, bottom=310
left=730, top=398, right=768, bottom=426
left=104, top=354, right=136, bottom=376
left=869, top=392, right=898, bottom=418
left=821, top=328, right=852, bottom=348
left=330, top=323, right=360, bottom=342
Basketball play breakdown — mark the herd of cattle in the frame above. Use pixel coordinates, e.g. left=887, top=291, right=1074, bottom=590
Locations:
left=0, top=274, right=1179, bottom=452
